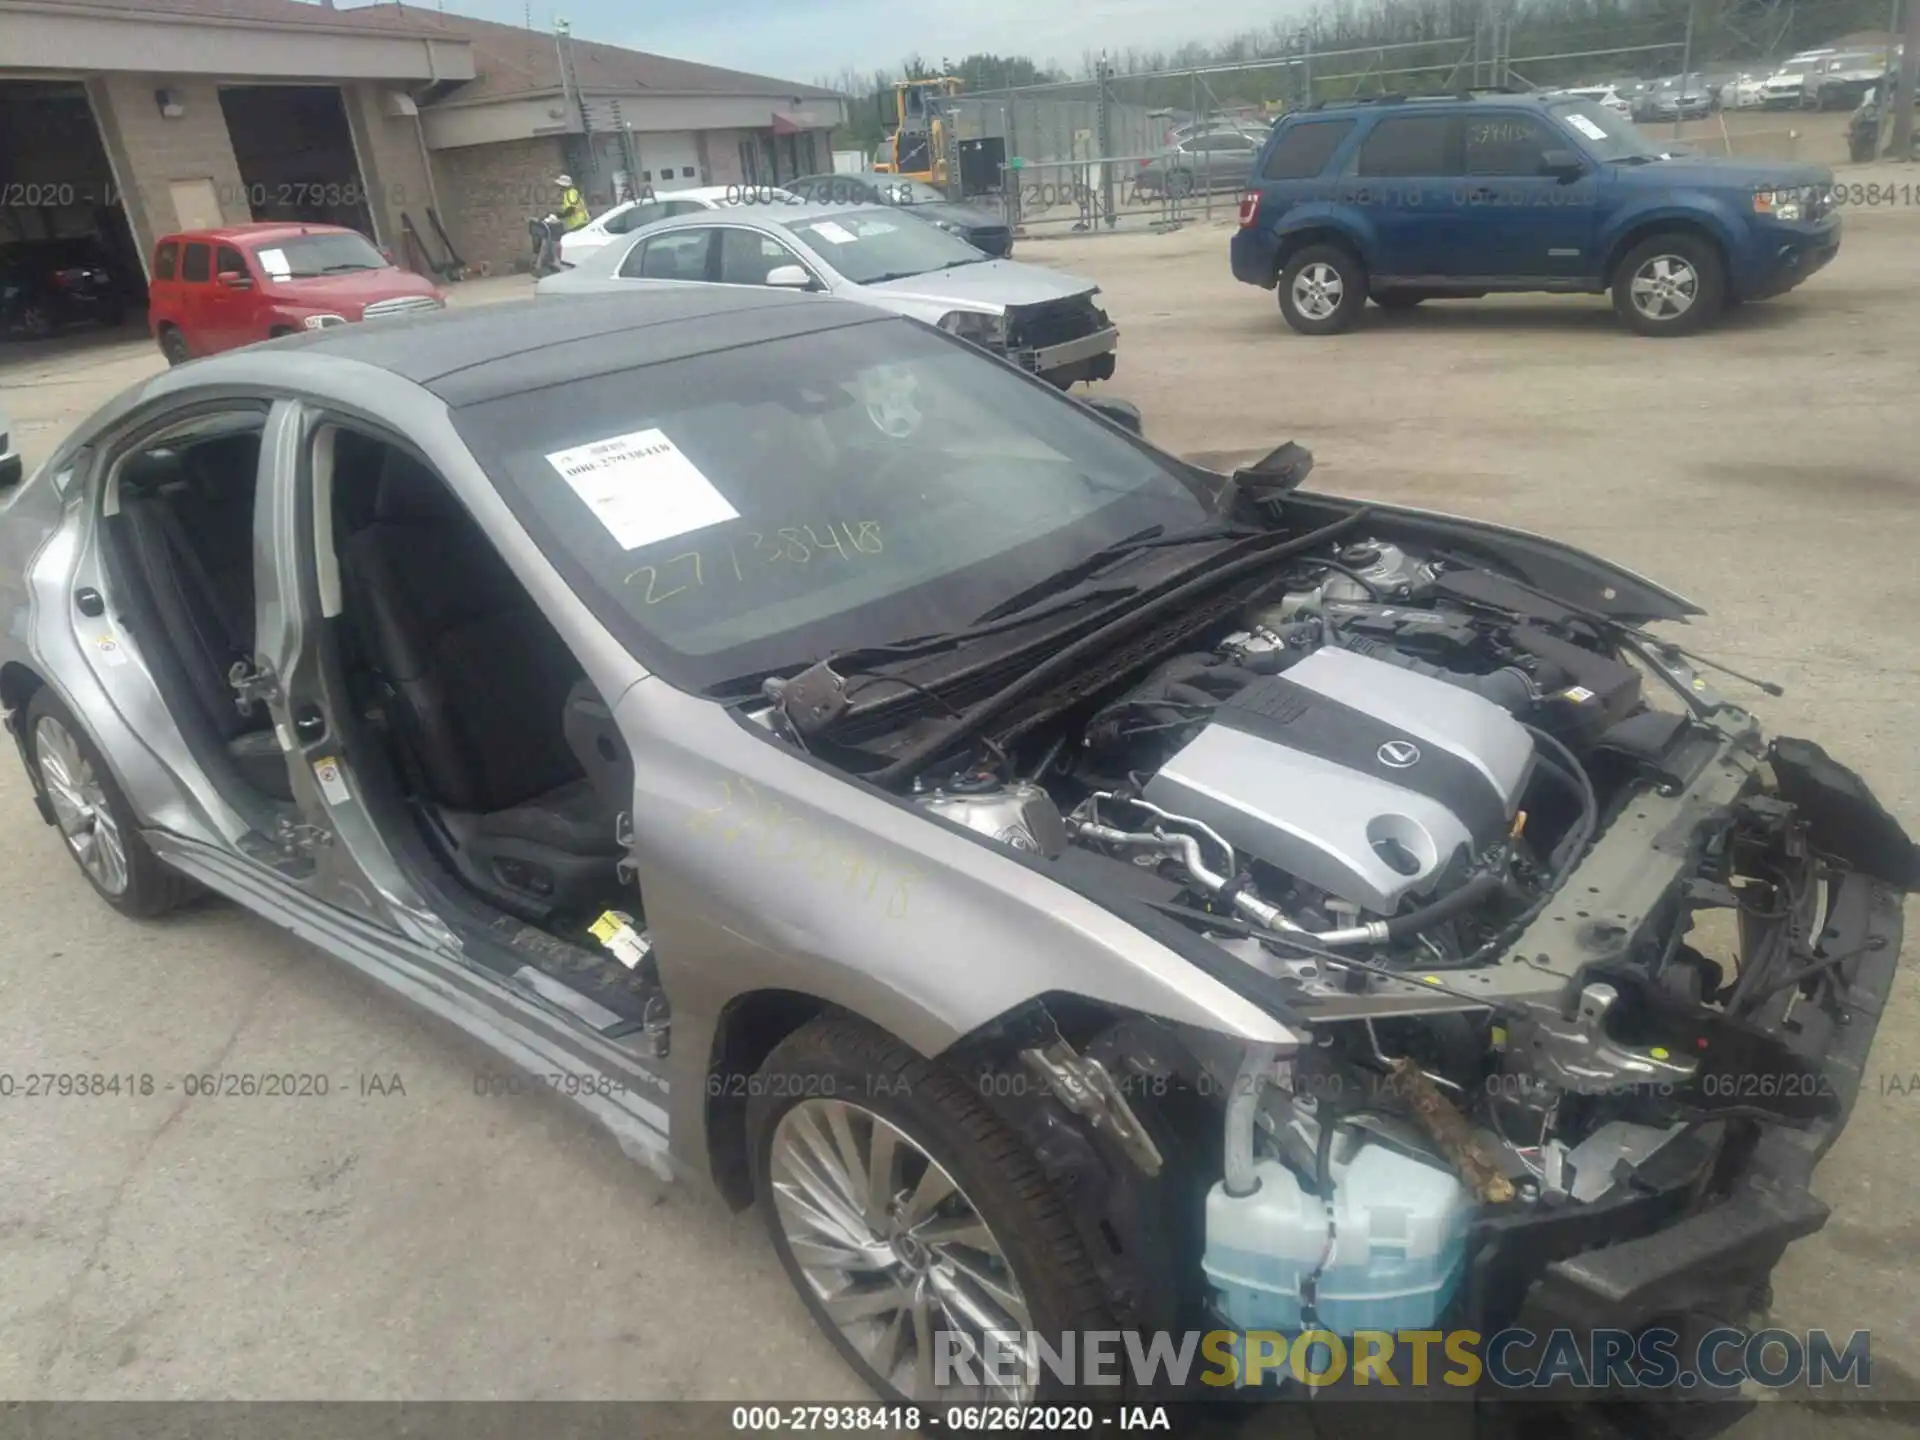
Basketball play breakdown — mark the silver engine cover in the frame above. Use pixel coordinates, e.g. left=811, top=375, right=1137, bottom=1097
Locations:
left=1143, top=647, right=1534, bottom=913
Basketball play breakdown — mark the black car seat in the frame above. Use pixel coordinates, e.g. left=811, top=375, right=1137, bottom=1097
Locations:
left=116, top=439, right=294, bottom=801
left=338, top=446, right=625, bottom=920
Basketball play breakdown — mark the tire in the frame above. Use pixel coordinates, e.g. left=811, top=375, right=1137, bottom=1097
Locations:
left=1371, top=290, right=1426, bottom=310
left=24, top=688, right=194, bottom=918
left=21, top=300, right=55, bottom=340
left=1166, top=170, right=1194, bottom=199
left=1611, top=232, right=1726, bottom=337
left=748, top=1015, right=1118, bottom=1403
left=157, top=325, right=191, bottom=367
left=1278, top=242, right=1366, bottom=335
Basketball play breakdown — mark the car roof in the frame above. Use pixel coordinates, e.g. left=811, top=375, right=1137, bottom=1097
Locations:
left=1288, top=91, right=1563, bottom=119
left=158, top=223, right=361, bottom=247
left=607, top=185, right=784, bottom=211
left=633, top=201, right=893, bottom=233
left=175, top=286, right=890, bottom=408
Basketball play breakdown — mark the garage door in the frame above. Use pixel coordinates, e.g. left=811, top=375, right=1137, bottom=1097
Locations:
left=635, top=132, right=702, bottom=193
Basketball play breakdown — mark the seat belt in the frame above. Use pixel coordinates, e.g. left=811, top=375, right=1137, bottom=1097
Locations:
left=149, top=501, right=250, bottom=667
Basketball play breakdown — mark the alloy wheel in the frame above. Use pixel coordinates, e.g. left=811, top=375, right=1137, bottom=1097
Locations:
left=1629, top=255, right=1699, bottom=322
left=34, top=715, right=129, bottom=896
left=768, top=1097, right=1034, bottom=1401
left=1291, top=262, right=1344, bottom=321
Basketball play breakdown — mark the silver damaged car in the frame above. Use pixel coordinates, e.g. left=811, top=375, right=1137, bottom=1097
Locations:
left=537, top=200, right=1119, bottom=389
left=0, top=287, right=1910, bottom=1405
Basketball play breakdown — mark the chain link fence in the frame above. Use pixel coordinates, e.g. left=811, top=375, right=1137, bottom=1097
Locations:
left=931, top=11, right=1890, bottom=235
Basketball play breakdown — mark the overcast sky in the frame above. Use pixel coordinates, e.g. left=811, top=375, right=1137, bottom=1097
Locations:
left=373, top=0, right=1300, bottom=84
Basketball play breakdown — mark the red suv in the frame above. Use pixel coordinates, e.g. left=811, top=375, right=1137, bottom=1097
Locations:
left=147, top=223, right=446, bottom=364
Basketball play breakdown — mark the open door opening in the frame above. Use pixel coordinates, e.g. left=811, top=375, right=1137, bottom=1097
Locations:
left=308, top=422, right=665, bottom=1045
left=218, top=85, right=376, bottom=237
left=95, top=408, right=302, bottom=844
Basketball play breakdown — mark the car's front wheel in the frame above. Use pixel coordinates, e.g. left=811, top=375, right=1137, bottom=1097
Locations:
left=1279, top=243, right=1366, bottom=334
left=1612, top=233, right=1726, bottom=336
left=25, top=688, right=194, bottom=918
left=749, top=1015, right=1116, bottom=1403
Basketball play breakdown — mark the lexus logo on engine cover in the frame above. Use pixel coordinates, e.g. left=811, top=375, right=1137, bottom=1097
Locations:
left=1377, top=740, right=1421, bottom=769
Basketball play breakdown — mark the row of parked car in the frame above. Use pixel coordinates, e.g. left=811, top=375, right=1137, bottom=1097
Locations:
left=1550, top=46, right=1906, bottom=123
left=142, top=180, right=1119, bottom=390
left=142, top=72, right=1863, bottom=373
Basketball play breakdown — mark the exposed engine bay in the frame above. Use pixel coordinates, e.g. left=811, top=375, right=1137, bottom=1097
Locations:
left=762, top=516, right=1915, bottom=1341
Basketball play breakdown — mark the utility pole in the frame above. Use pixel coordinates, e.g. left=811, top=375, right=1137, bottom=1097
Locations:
left=1674, top=0, right=1696, bottom=143
left=1891, top=0, right=1919, bottom=158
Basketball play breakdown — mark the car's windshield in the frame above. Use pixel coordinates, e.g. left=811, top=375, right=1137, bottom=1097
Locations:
left=1776, top=58, right=1819, bottom=76
left=453, top=320, right=1214, bottom=692
left=782, top=208, right=987, bottom=284
left=1548, top=99, right=1663, bottom=160
left=252, top=232, right=386, bottom=279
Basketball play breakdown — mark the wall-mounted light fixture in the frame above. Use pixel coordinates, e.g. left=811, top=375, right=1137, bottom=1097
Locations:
left=154, top=87, right=184, bottom=118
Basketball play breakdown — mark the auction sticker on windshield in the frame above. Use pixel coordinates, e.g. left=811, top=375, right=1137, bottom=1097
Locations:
left=811, top=220, right=858, bottom=245
left=257, top=248, right=291, bottom=277
left=1565, top=113, right=1608, bottom=140
left=545, top=428, right=739, bottom=550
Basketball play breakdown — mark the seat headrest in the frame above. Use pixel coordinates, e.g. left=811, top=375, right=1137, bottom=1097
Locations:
left=374, top=449, right=463, bottom=525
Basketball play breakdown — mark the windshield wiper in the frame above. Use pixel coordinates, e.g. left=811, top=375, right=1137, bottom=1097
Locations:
left=319, top=262, right=380, bottom=273
left=971, top=522, right=1266, bottom=625
left=861, top=269, right=927, bottom=284
left=938, top=257, right=986, bottom=270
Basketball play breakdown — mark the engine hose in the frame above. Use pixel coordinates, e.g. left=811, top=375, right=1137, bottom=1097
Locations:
left=1420, top=724, right=1600, bottom=970
left=1380, top=871, right=1506, bottom=941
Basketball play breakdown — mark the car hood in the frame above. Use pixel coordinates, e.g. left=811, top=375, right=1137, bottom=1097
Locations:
left=901, top=201, right=1008, bottom=231
left=263, top=269, right=443, bottom=308
left=1620, top=155, right=1834, bottom=187
left=862, top=258, right=1096, bottom=312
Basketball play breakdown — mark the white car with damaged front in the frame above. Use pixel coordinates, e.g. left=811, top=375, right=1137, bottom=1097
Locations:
left=537, top=201, right=1120, bottom=388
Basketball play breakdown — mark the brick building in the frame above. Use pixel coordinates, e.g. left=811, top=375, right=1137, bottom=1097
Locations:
left=412, top=10, right=844, bottom=275
left=0, top=0, right=843, bottom=300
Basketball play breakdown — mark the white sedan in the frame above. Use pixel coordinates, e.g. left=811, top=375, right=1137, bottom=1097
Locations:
left=1555, top=85, right=1632, bottom=119
left=538, top=201, right=1119, bottom=387
left=557, top=184, right=798, bottom=266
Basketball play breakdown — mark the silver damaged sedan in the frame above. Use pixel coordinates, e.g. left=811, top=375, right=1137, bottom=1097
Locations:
left=0, top=287, right=1910, bottom=1405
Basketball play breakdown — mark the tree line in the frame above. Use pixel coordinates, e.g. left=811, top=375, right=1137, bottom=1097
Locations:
left=818, top=0, right=1893, bottom=149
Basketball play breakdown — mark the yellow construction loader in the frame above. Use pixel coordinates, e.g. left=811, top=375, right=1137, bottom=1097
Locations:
left=874, top=76, right=964, bottom=184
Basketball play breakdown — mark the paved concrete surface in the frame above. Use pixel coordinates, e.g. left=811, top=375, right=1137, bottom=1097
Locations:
left=2, top=173, right=1918, bottom=1423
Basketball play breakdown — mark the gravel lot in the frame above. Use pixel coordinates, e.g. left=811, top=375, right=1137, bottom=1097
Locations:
left=2, top=158, right=1917, bottom=1425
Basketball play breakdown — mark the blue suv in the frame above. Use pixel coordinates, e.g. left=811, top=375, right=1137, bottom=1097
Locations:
left=1231, top=93, right=1841, bottom=336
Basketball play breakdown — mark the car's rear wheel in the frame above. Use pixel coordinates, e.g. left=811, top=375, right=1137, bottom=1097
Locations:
left=1279, top=243, right=1366, bottom=334
left=157, top=324, right=191, bottom=366
left=1612, top=233, right=1725, bottom=337
left=25, top=688, right=193, bottom=918
left=749, top=1015, right=1117, bottom=1403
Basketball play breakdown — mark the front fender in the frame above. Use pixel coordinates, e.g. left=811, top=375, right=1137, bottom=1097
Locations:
left=1281, top=488, right=1704, bottom=623
left=1597, top=194, right=1748, bottom=280
left=617, top=677, right=1299, bottom=1179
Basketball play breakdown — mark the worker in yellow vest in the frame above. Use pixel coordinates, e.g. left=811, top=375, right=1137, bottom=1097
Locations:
left=555, top=174, right=590, bottom=231
left=533, top=174, right=593, bottom=276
